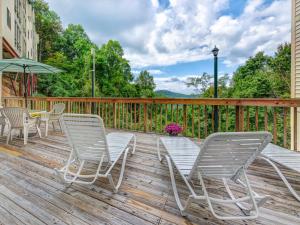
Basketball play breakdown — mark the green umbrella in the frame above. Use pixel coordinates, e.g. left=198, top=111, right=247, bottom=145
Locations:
left=0, top=57, right=63, bottom=107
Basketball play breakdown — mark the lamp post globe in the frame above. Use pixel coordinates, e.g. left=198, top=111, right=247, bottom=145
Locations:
left=212, top=46, right=219, bottom=57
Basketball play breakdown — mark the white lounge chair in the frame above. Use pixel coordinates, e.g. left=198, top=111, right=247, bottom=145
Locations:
left=259, top=143, right=300, bottom=201
left=55, top=113, right=136, bottom=193
left=157, top=132, right=272, bottom=220
left=0, top=107, right=42, bottom=145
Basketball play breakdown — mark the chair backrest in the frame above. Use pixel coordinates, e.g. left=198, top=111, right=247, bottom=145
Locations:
left=60, top=113, right=111, bottom=162
left=188, top=132, right=272, bottom=180
left=51, top=103, right=65, bottom=114
left=0, top=107, right=28, bottom=128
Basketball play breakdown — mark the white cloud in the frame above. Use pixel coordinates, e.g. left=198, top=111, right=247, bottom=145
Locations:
left=45, top=0, right=291, bottom=68
left=132, top=69, right=163, bottom=76
left=154, top=75, right=194, bottom=94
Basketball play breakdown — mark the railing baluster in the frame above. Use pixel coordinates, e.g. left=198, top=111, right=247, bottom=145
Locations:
left=264, top=107, right=268, bottom=131
left=204, top=105, right=208, bottom=137
left=211, top=105, right=214, bottom=132
left=198, top=105, right=201, bottom=140
left=226, top=106, right=229, bottom=132
left=176, top=104, right=179, bottom=123
left=144, top=103, right=147, bottom=132
left=255, top=106, right=259, bottom=131
left=283, top=107, right=287, bottom=148
left=273, top=108, right=277, bottom=144
left=149, top=103, right=153, bottom=132
left=171, top=104, right=173, bottom=122
left=160, top=104, right=163, bottom=133
left=246, top=106, right=250, bottom=131
left=192, top=105, right=194, bottom=138
left=154, top=104, right=157, bottom=133
left=218, top=105, right=221, bottom=131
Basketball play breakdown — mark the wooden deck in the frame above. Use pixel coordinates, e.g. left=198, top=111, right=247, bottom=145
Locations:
left=0, top=128, right=300, bottom=225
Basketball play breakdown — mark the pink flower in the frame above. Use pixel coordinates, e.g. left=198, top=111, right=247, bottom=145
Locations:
left=165, top=123, right=183, bottom=135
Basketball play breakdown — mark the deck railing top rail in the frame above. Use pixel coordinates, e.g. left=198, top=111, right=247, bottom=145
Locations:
left=3, top=96, right=300, bottom=107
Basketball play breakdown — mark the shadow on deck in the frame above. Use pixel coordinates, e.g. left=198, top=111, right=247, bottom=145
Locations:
left=0, top=128, right=299, bottom=225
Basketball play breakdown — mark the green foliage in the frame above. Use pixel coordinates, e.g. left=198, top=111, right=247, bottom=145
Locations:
left=135, top=70, right=156, bottom=97
left=33, top=0, right=155, bottom=98
left=32, top=0, right=63, bottom=61
left=95, top=40, right=137, bottom=97
left=231, top=43, right=291, bottom=98
left=186, top=72, right=212, bottom=94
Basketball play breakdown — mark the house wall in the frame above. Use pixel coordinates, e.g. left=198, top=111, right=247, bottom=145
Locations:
left=291, top=0, right=300, bottom=150
left=0, top=0, right=39, bottom=99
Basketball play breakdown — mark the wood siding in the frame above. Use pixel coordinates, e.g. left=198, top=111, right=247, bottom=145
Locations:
left=291, top=0, right=300, bottom=150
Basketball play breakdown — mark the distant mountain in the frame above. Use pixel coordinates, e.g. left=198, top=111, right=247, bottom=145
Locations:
left=155, top=90, right=197, bottom=98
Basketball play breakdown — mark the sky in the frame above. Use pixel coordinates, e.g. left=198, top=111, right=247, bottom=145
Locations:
left=44, top=0, right=291, bottom=94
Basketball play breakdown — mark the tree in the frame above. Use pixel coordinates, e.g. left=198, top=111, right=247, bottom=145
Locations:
left=185, top=73, right=212, bottom=94
left=56, top=24, right=94, bottom=60
left=95, top=40, right=137, bottom=97
left=269, top=43, right=291, bottom=98
left=135, top=70, right=156, bottom=97
left=32, top=0, right=63, bottom=61
left=230, top=52, right=272, bottom=98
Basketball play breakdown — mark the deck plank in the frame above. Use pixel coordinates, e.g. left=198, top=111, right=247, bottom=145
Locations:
left=0, top=128, right=299, bottom=224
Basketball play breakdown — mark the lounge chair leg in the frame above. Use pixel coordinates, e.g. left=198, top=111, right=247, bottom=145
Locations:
left=165, top=155, right=193, bottom=216
left=45, top=121, right=49, bottom=137
left=6, top=128, right=11, bottom=144
left=107, top=148, right=130, bottom=193
left=198, top=169, right=259, bottom=220
left=223, top=178, right=270, bottom=216
left=52, top=122, right=55, bottom=131
left=58, top=120, right=63, bottom=133
left=1, top=124, right=5, bottom=136
left=258, top=156, right=300, bottom=201
left=131, top=135, right=136, bottom=155
left=157, top=138, right=163, bottom=162
left=36, top=125, right=42, bottom=138
left=24, top=127, right=28, bottom=145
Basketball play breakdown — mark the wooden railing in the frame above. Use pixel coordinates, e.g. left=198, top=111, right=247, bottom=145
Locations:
left=3, top=97, right=300, bottom=149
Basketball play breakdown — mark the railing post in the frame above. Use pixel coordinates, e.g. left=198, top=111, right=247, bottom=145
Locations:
left=239, top=106, right=244, bottom=131
left=235, top=105, right=244, bottom=132
left=113, top=102, right=117, bottom=128
left=47, top=100, right=51, bottom=112
left=144, top=103, right=148, bottom=133
left=67, top=100, right=71, bottom=113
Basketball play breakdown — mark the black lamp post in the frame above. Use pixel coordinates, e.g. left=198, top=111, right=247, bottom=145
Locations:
left=212, top=46, right=219, bottom=132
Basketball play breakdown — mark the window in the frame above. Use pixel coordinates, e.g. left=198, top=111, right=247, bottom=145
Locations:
left=7, top=8, right=11, bottom=29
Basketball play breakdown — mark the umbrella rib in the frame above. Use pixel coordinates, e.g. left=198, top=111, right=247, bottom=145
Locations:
left=0, top=64, right=14, bottom=72
left=29, top=64, right=61, bottom=73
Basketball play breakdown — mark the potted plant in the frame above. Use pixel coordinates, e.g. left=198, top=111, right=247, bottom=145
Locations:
left=165, top=123, right=182, bottom=136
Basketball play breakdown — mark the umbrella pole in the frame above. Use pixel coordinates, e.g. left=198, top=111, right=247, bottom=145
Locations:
left=23, top=66, right=28, bottom=108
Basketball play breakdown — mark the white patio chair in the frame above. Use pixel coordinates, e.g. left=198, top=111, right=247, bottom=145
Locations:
left=157, top=132, right=272, bottom=220
left=258, top=143, right=300, bottom=201
left=0, top=107, right=42, bottom=145
left=55, top=113, right=136, bottom=193
left=40, top=103, right=65, bottom=136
